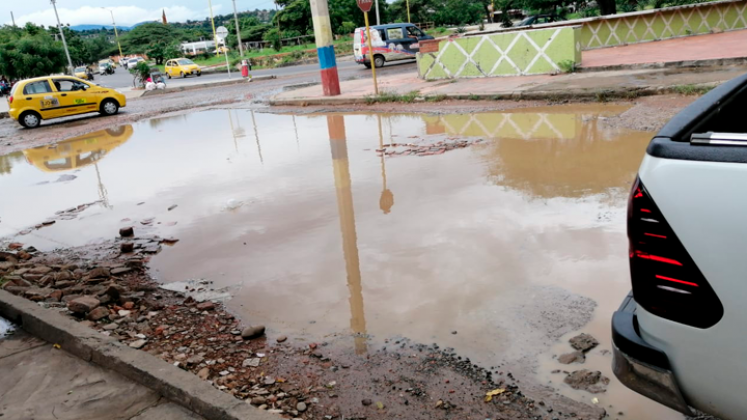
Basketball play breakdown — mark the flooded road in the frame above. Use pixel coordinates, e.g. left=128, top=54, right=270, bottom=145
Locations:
left=0, top=105, right=682, bottom=419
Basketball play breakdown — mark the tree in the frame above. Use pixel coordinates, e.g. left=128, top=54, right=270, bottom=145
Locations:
left=122, top=23, right=185, bottom=57
left=0, top=35, right=66, bottom=79
left=598, top=0, right=617, bottom=14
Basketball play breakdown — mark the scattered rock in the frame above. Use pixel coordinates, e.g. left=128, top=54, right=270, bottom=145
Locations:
left=362, top=398, right=373, bottom=406
left=564, top=369, right=610, bottom=393
left=28, top=265, right=52, bottom=275
left=570, top=333, right=599, bottom=352
left=129, top=339, right=147, bottom=349
left=168, top=205, right=178, bottom=211
left=242, top=358, right=260, bottom=367
left=86, top=267, right=110, bottom=280
left=197, top=367, right=210, bottom=380
left=250, top=397, right=267, bottom=406
left=276, top=335, right=287, bottom=343
left=119, top=227, right=134, bottom=237
left=558, top=351, right=586, bottom=365
left=8, top=243, right=23, bottom=250
left=296, top=402, right=307, bottom=412
left=196, top=301, right=215, bottom=311
left=120, top=243, right=134, bottom=253
left=241, top=325, right=265, bottom=340
left=111, top=267, right=133, bottom=275
left=67, top=296, right=100, bottom=314
left=87, top=306, right=110, bottom=321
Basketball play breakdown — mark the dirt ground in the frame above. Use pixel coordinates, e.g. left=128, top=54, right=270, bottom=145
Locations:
left=0, top=74, right=697, bottom=157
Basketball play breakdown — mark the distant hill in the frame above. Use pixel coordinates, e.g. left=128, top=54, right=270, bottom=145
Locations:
left=70, top=24, right=132, bottom=31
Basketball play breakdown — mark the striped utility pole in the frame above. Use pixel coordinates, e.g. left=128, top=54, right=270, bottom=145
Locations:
left=310, top=0, right=341, bottom=96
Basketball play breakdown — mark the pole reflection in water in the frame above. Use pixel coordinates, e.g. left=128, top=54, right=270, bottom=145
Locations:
left=327, top=115, right=368, bottom=355
left=377, top=115, right=393, bottom=214
left=250, top=110, right=263, bottom=164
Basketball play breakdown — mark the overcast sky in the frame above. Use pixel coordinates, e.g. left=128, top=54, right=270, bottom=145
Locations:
left=6, top=0, right=280, bottom=27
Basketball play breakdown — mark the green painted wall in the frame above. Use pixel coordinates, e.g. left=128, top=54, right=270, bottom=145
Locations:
left=580, top=0, right=747, bottom=49
left=418, top=26, right=580, bottom=80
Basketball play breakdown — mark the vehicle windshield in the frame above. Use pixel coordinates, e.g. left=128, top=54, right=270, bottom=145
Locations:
left=177, top=59, right=194, bottom=65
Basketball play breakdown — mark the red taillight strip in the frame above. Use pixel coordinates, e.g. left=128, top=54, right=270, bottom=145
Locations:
left=656, top=274, right=699, bottom=287
left=635, top=251, right=683, bottom=266
left=640, top=208, right=651, bottom=213
left=644, top=233, right=667, bottom=239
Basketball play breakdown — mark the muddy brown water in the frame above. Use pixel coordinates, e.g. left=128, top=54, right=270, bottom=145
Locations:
left=0, top=105, right=683, bottom=419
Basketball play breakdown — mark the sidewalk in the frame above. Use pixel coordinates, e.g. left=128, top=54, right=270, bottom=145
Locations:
left=0, top=325, right=205, bottom=420
left=271, top=63, right=747, bottom=105
left=582, top=29, right=747, bottom=68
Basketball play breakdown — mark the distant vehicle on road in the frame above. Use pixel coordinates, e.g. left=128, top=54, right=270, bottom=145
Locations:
left=7, top=76, right=126, bottom=129
left=99, top=60, right=115, bottom=75
left=74, top=66, right=93, bottom=81
left=516, top=14, right=564, bottom=26
left=354, top=23, right=434, bottom=69
left=126, top=57, right=145, bottom=70
left=164, top=58, right=202, bottom=79
left=613, top=73, right=747, bottom=420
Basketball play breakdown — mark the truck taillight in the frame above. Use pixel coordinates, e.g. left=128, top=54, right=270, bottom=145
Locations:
left=628, top=178, right=723, bottom=328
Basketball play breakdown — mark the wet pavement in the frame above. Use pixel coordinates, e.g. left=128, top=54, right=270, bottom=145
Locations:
left=0, top=105, right=683, bottom=419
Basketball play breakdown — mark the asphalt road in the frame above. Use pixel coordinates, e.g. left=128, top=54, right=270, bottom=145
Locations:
left=96, top=59, right=416, bottom=89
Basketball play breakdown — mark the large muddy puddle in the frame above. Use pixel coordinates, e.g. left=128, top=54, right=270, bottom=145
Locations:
left=0, top=105, right=682, bottom=419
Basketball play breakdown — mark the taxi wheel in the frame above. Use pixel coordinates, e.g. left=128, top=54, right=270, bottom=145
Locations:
left=197, top=71, right=202, bottom=77
left=100, top=99, right=119, bottom=116
left=167, top=73, right=171, bottom=79
left=19, top=111, right=41, bottom=129
left=181, top=72, right=186, bottom=78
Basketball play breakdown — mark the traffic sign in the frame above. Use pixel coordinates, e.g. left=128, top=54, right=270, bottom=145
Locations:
left=357, top=0, right=373, bottom=13
left=216, top=26, right=229, bottom=40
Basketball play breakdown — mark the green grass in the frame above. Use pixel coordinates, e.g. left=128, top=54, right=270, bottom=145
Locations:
left=0, top=277, right=8, bottom=288
left=365, top=90, right=421, bottom=104
left=558, top=60, right=577, bottom=73
left=467, top=93, right=481, bottom=101
left=424, top=94, right=447, bottom=102
left=671, top=84, right=714, bottom=96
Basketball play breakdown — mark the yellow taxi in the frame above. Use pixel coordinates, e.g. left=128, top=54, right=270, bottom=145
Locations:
left=23, top=125, right=133, bottom=172
left=164, top=58, right=202, bottom=79
left=73, top=66, right=88, bottom=79
left=8, top=75, right=126, bottom=129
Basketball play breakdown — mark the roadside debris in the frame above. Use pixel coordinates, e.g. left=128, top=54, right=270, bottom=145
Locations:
left=564, top=369, right=610, bottom=394
left=569, top=333, right=599, bottom=352
left=375, top=137, right=485, bottom=158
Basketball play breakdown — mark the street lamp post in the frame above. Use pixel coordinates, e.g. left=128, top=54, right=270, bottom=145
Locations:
left=208, top=0, right=219, bottom=57
left=102, top=8, right=124, bottom=59
left=50, top=0, right=74, bottom=73
left=232, top=0, right=244, bottom=57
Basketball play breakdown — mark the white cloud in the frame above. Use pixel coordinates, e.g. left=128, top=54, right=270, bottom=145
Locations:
left=9, top=5, right=224, bottom=27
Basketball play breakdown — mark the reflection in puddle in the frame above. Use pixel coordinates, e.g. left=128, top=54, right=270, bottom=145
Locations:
left=0, top=106, right=679, bottom=419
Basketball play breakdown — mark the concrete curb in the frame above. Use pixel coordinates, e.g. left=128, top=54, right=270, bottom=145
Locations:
left=141, top=75, right=277, bottom=98
left=0, top=290, right=276, bottom=420
left=269, top=83, right=719, bottom=106
left=578, top=56, right=747, bottom=72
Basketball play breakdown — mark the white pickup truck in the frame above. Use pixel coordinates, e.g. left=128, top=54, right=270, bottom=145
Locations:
left=612, top=74, right=747, bottom=420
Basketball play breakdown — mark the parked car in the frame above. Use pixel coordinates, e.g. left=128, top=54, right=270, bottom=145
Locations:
left=73, top=66, right=90, bottom=80
left=353, top=23, right=434, bottom=69
left=7, top=76, right=126, bottom=129
left=164, top=58, right=201, bottom=78
left=612, top=72, right=747, bottom=420
left=516, top=14, right=564, bottom=26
